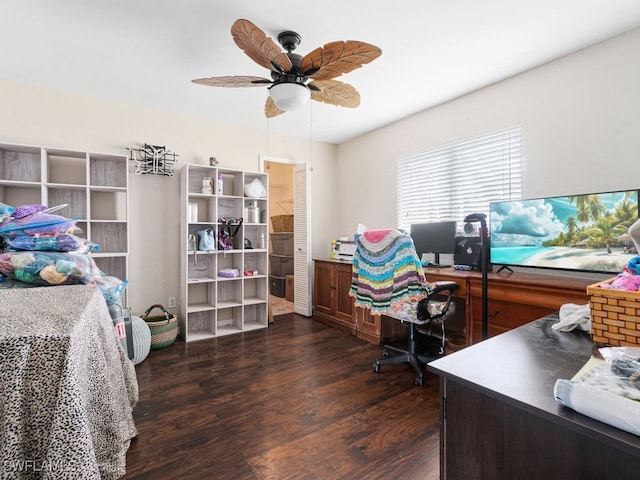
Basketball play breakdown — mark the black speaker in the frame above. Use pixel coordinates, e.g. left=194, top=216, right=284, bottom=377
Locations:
left=454, top=236, right=492, bottom=272
left=454, top=236, right=481, bottom=269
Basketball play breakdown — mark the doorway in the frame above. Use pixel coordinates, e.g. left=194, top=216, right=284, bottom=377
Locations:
left=264, top=159, right=295, bottom=316
left=260, top=155, right=312, bottom=318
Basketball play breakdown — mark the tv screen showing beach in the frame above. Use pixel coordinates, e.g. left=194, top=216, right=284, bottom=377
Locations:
left=490, top=190, right=639, bottom=274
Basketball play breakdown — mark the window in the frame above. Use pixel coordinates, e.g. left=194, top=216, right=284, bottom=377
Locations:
left=397, top=125, right=522, bottom=232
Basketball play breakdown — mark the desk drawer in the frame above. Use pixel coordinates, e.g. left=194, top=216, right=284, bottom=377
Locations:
left=468, top=277, right=588, bottom=309
left=470, top=297, right=554, bottom=342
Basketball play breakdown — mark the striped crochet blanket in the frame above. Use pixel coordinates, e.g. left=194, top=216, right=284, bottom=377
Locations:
left=349, top=229, right=433, bottom=314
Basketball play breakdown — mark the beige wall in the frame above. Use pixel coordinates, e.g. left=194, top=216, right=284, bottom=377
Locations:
left=0, top=79, right=339, bottom=314
left=336, top=27, right=640, bottom=238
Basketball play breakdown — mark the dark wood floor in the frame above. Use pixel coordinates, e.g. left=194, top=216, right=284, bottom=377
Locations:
left=124, top=314, right=441, bottom=480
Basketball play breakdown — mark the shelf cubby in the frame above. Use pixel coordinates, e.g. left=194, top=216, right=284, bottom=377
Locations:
left=46, top=186, right=87, bottom=219
left=244, top=251, right=268, bottom=276
left=187, top=252, right=216, bottom=282
left=90, top=221, right=128, bottom=253
left=187, top=195, right=216, bottom=223
left=243, top=277, right=267, bottom=302
left=0, top=144, right=41, bottom=182
left=93, top=256, right=127, bottom=281
left=216, top=279, right=243, bottom=307
left=90, top=190, right=127, bottom=221
left=186, top=310, right=217, bottom=340
left=0, top=185, right=41, bottom=207
left=243, top=303, right=268, bottom=331
left=44, top=150, right=86, bottom=185
left=217, top=197, right=242, bottom=220
left=216, top=306, right=243, bottom=335
left=243, top=225, right=268, bottom=252
left=217, top=250, right=243, bottom=274
left=89, top=154, right=127, bottom=188
left=187, top=282, right=216, bottom=311
left=217, top=169, right=244, bottom=197
left=186, top=165, right=217, bottom=195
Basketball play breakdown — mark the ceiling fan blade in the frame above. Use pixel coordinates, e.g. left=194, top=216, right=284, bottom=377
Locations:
left=192, top=76, right=272, bottom=87
left=309, top=80, right=360, bottom=108
left=300, top=41, right=382, bottom=81
left=265, top=96, right=285, bottom=118
left=231, top=19, right=293, bottom=73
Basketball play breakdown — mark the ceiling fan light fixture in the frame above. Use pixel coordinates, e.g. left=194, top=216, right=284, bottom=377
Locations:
left=269, top=83, right=310, bottom=112
left=193, top=19, right=382, bottom=117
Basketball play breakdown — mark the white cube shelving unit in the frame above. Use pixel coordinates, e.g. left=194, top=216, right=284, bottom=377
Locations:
left=179, top=163, right=269, bottom=342
left=0, top=142, right=129, bottom=286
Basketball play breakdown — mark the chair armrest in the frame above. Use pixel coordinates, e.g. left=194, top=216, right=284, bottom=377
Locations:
left=417, top=281, right=459, bottom=321
left=429, top=281, right=459, bottom=296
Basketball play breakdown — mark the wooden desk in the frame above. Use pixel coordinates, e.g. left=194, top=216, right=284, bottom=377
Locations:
left=313, top=260, right=593, bottom=346
left=427, top=314, right=640, bottom=479
left=424, top=268, right=592, bottom=345
left=313, top=259, right=356, bottom=335
left=312, top=258, right=407, bottom=344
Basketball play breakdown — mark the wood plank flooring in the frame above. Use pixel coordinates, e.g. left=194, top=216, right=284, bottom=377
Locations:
left=124, top=314, right=441, bottom=480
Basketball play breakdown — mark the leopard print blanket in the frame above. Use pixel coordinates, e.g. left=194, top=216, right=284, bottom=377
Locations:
left=0, top=285, right=138, bottom=479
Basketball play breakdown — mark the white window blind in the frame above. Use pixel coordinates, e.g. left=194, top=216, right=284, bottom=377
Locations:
left=397, top=125, right=522, bottom=231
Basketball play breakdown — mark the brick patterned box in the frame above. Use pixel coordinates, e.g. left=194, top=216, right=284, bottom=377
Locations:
left=587, top=278, right=640, bottom=346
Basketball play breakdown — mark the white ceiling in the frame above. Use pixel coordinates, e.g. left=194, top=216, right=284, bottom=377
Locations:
left=3, top=1, right=640, bottom=144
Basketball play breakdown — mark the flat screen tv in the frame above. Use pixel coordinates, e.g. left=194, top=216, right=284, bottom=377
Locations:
left=489, top=189, right=639, bottom=274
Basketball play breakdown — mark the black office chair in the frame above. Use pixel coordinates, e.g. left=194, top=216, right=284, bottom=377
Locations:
left=372, top=281, right=459, bottom=386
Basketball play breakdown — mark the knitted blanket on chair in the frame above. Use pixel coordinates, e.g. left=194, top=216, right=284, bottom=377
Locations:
left=349, top=229, right=432, bottom=315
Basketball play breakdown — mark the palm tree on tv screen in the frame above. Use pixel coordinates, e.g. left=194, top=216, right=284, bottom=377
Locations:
left=559, top=193, right=638, bottom=251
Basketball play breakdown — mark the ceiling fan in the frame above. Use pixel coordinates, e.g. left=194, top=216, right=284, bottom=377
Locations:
left=192, top=19, right=382, bottom=118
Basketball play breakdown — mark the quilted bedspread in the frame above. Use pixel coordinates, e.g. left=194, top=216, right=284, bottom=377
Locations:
left=0, top=285, right=138, bottom=479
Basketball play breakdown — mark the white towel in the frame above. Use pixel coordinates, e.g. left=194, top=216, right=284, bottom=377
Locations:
left=552, top=303, right=591, bottom=332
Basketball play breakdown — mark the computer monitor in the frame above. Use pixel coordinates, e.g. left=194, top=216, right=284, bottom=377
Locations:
left=410, top=221, right=457, bottom=267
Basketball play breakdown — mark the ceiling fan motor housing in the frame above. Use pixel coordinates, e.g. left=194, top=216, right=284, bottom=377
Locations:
left=277, top=31, right=301, bottom=52
left=270, top=52, right=307, bottom=84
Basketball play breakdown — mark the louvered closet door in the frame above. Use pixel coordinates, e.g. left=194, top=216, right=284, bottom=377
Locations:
left=293, top=162, right=312, bottom=316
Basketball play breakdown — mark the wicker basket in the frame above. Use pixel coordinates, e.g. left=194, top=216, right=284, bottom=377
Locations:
left=142, top=304, right=179, bottom=350
left=271, top=214, right=293, bottom=232
left=587, top=278, right=640, bottom=347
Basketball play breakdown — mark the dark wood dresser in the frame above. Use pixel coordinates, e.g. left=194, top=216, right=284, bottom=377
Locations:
left=428, top=314, right=640, bottom=479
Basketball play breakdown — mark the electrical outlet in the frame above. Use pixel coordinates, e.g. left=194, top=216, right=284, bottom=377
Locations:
left=168, top=296, right=176, bottom=309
